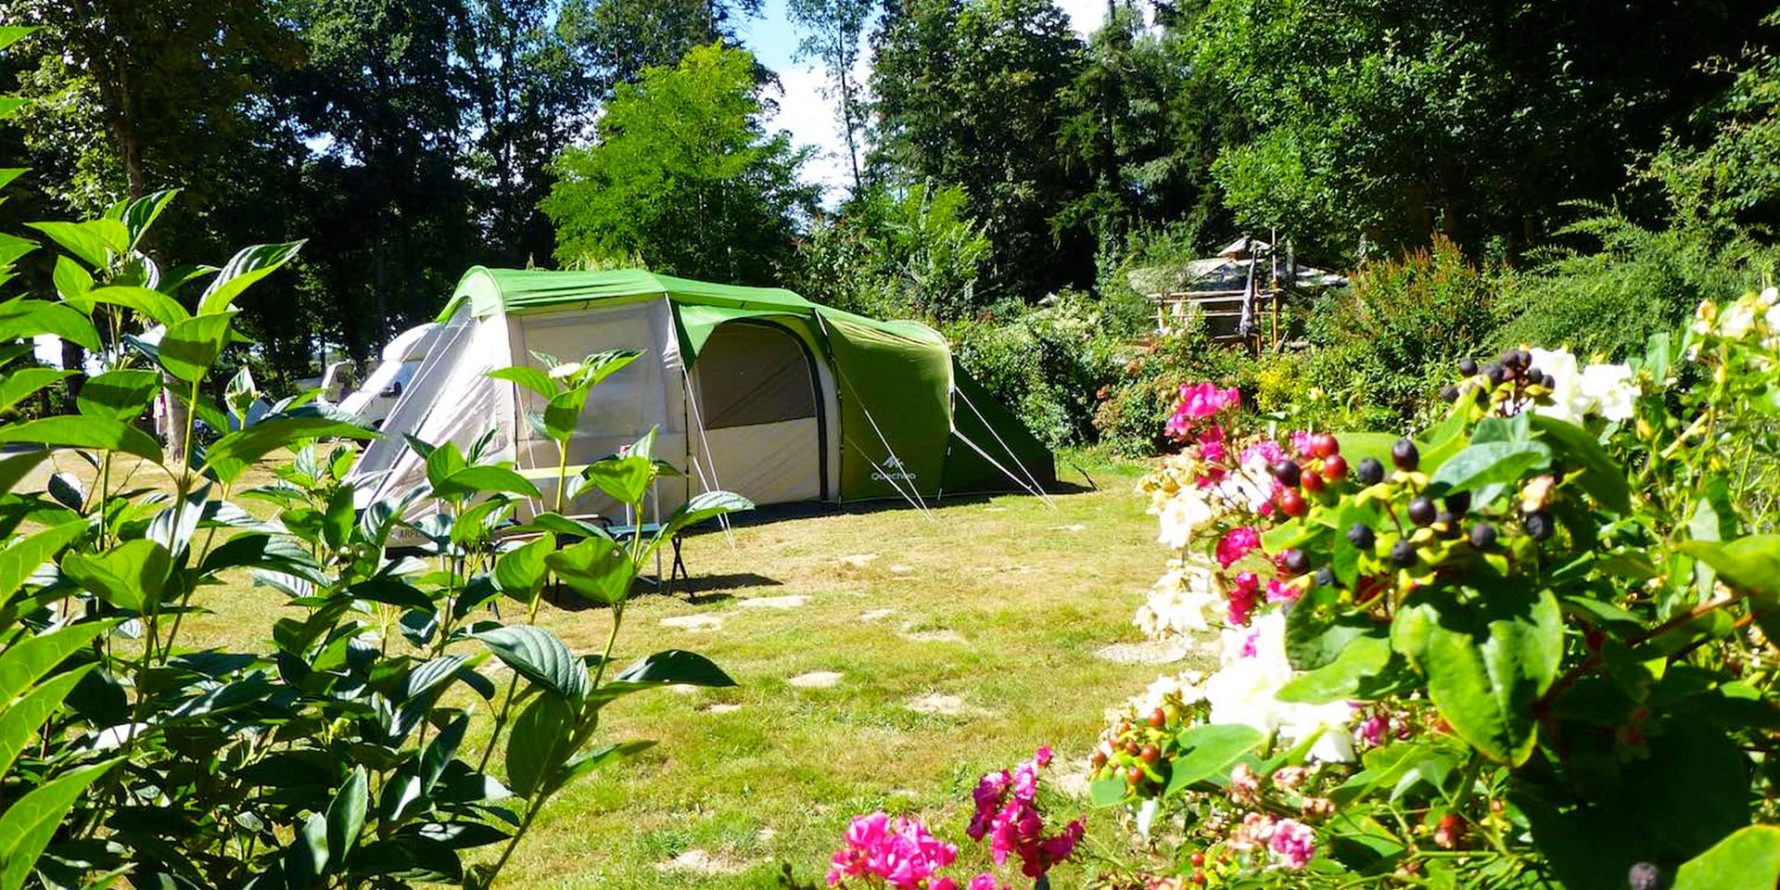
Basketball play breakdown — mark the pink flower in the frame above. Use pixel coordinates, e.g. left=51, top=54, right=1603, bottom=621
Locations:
left=1265, top=577, right=1301, bottom=605
left=1215, top=527, right=1261, bottom=569
left=1240, top=439, right=1286, bottom=467
left=968, top=874, right=1000, bottom=890
left=1269, top=818, right=1316, bottom=869
left=1227, top=571, right=1260, bottom=625
left=1360, top=714, right=1387, bottom=748
left=1178, top=382, right=1241, bottom=420
left=1289, top=429, right=1314, bottom=457
left=1197, top=426, right=1228, bottom=463
left=827, top=813, right=959, bottom=889
left=966, top=748, right=1084, bottom=881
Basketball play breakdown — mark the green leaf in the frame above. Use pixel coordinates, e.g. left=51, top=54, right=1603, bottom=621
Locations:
left=84, top=286, right=190, bottom=328
left=1427, top=440, right=1551, bottom=497
left=433, top=466, right=540, bottom=501
left=284, top=811, right=329, bottom=889
left=472, top=626, right=589, bottom=700
left=506, top=692, right=574, bottom=797
left=544, top=535, right=635, bottom=606
left=0, top=521, right=85, bottom=604
left=1162, top=724, right=1266, bottom=797
left=555, top=740, right=653, bottom=791
left=613, top=650, right=734, bottom=688
left=0, top=452, right=49, bottom=497
left=1277, top=633, right=1396, bottom=704
left=121, top=189, right=177, bottom=249
left=486, top=366, right=557, bottom=399
left=541, top=388, right=589, bottom=442
left=494, top=535, right=555, bottom=600
left=1680, top=535, right=1780, bottom=599
left=0, top=760, right=117, bottom=890
left=1528, top=414, right=1632, bottom=514
left=0, top=234, right=34, bottom=271
left=157, top=313, right=233, bottom=383
left=49, top=256, right=91, bottom=307
left=0, top=27, right=37, bottom=53
left=76, top=369, right=158, bottom=421
left=203, top=417, right=376, bottom=484
left=0, top=416, right=161, bottom=461
left=24, top=220, right=125, bottom=268
left=1672, top=825, right=1780, bottom=890
left=582, top=433, right=658, bottom=505
left=0, top=623, right=109, bottom=705
left=655, top=490, right=752, bottom=544
left=0, top=667, right=92, bottom=780
left=1408, top=587, right=1563, bottom=765
left=0, top=298, right=100, bottom=351
left=1088, top=776, right=1128, bottom=807
left=60, top=539, right=172, bottom=612
left=0, top=369, right=73, bottom=415
left=197, top=241, right=304, bottom=315
left=324, top=767, right=369, bottom=859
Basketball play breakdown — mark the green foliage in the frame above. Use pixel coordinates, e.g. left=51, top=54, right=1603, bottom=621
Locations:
left=797, top=181, right=991, bottom=320
left=543, top=42, right=818, bottom=284
left=948, top=290, right=1130, bottom=448
left=1090, top=306, right=1257, bottom=456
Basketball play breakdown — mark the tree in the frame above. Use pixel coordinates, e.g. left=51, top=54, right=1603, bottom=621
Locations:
left=581, top=0, right=763, bottom=87
left=542, top=42, right=818, bottom=283
left=786, top=0, right=875, bottom=195
left=870, top=0, right=1092, bottom=299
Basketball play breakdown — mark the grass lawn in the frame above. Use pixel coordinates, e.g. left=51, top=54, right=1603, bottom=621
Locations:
left=23, top=450, right=1193, bottom=888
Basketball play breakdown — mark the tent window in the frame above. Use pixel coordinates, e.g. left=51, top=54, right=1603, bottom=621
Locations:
left=697, top=323, right=817, bottom=429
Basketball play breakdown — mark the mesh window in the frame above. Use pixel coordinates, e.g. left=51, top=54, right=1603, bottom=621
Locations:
left=698, top=323, right=817, bottom=429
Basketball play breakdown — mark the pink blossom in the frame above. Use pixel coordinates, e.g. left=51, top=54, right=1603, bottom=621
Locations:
left=1289, top=430, right=1314, bottom=457
left=1240, top=629, right=1260, bottom=659
left=1215, top=527, right=1261, bottom=569
left=1359, top=714, right=1387, bottom=748
left=966, top=748, right=1084, bottom=881
left=1197, top=426, right=1228, bottom=463
left=968, top=875, right=1000, bottom=890
left=1178, top=382, right=1241, bottom=420
left=1265, top=578, right=1301, bottom=605
left=1269, top=818, right=1316, bottom=869
left=1240, top=439, right=1286, bottom=468
left=827, top=813, right=959, bottom=889
left=1227, top=571, right=1260, bottom=625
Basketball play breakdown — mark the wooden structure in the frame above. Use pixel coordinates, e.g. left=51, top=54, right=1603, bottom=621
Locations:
left=1131, top=236, right=1345, bottom=352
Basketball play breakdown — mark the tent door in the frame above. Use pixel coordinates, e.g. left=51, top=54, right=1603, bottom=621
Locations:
left=689, top=321, right=825, bottom=505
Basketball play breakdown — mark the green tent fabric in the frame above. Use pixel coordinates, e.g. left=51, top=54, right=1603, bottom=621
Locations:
left=422, top=266, right=1055, bottom=504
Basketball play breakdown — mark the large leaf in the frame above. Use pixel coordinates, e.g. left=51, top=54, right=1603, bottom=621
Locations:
left=1528, top=415, right=1632, bottom=514
left=157, top=313, right=233, bottom=383
left=0, top=416, right=160, bottom=461
left=285, top=812, right=330, bottom=889
left=0, top=760, right=117, bottom=890
left=0, top=369, right=73, bottom=415
left=494, top=534, right=555, bottom=600
left=0, top=298, right=99, bottom=351
left=197, top=241, right=304, bottom=315
left=0, top=623, right=109, bottom=706
left=1426, top=440, right=1551, bottom=497
left=486, top=366, right=556, bottom=399
left=24, top=220, right=125, bottom=268
left=1277, top=633, right=1396, bottom=704
left=83, top=286, right=189, bottom=328
left=540, top=388, right=589, bottom=442
left=433, top=466, right=540, bottom=501
left=50, top=256, right=91, bottom=306
left=582, top=436, right=657, bottom=506
left=505, top=693, right=574, bottom=798
left=1399, top=587, right=1563, bottom=765
left=544, top=535, right=634, bottom=606
left=1681, top=535, right=1780, bottom=642
left=1162, top=724, right=1266, bottom=797
left=656, top=490, right=752, bottom=543
left=121, top=189, right=177, bottom=249
left=0, top=521, right=85, bottom=604
left=60, top=539, right=172, bottom=613
left=203, top=417, right=376, bottom=484
left=0, top=452, right=49, bottom=498
left=613, top=650, right=735, bottom=688
left=76, top=369, right=158, bottom=421
left=1672, top=825, right=1780, bottom=890
left=471, top=626, right=589, bottom=700
left=0, top=668, right=92, bottom=779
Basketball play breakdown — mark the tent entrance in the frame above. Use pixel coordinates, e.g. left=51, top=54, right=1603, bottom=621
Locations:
left=689, top=321, right=827, bottom=504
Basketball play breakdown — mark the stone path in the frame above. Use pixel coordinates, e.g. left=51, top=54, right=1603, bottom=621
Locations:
left=737, top=595, right=808, bottom=609
left=788, top=671, right=844, bottom=688
left=661, top=614, right=724, bottom=631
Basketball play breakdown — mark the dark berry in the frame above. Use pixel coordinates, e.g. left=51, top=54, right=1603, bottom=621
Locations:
left=1269, top=460, right=1303, bottom=488
left=1322, top=453, right=1348, bottom=481
left=1280, top=549, right=1311, bottom=576
left=1445, top=490, right=1472, bottom=515
left=1626, top=862, right=1662, bottom=890
left=1391, top=439, right=1420, bottom=472
left=1140, top=744, right=1160, bottom=764
left=1500, top=349, right=1523, bottom=369
left=1347, top=523, right=1376, bottom=551
left=1440, top=385, right=1460, bottom=402
left=1301, top=470, right=1325, bottom=493
left=1356, top=458, right=1385, bottom=486
left=1526, top=368, right=1547, bottom=387
left=1469, top=522, right=1498, bottom=550
left=1407, top=497, right=1437, bottom=526
left=1313, top=567, right=1336, bottom=588
left=1390, top=539, right=1418, bottom=568
left=1458, top=357, right=1479, bottom=376
left=1276, top=486, right=1307, bottom=518
left=1435, top=510, right=1461, bottom=537
left=1486, top=363, right=1505, bottom=386
left=1516, top=349, right=1533, bottom=368
left=1523, top=510, right=1555, bottom=542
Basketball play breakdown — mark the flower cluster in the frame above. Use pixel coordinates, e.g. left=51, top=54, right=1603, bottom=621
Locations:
left=827, top=813, right=964, bottom=890
left=1693, top=286, right=1780, bottom=350
left=967, top=747, right=1086, bottom=880
left=1164, top=382, right=1240, bottom=441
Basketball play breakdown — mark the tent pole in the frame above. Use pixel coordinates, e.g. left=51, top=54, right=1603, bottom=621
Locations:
left=680, top=366, right=738, bottom=549
left=950, top=427, right=1046, bottom=504
left=814, top=313, right=936, bottom=521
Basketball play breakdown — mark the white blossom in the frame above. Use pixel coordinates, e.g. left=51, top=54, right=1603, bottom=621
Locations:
left=1579, top=363, right=1639, bottom=422
left=1202, top=611, right=1356, bottom=763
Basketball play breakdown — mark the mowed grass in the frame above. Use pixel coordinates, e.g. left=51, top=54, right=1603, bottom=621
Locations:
left=19, top=449, right=1187, bottom=888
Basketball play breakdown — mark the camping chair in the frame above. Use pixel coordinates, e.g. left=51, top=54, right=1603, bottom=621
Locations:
left=508, top=465, right=691, bottom=597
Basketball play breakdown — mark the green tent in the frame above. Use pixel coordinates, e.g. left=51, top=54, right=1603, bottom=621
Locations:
left=354, top=268, right=1054, bottom=518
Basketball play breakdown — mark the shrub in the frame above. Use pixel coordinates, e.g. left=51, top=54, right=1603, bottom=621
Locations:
left=797, top=181, right=992, bottom=321
left=950, top=290, right=1128, bottom=448
left=1091, top=306, right=1257, bottom=456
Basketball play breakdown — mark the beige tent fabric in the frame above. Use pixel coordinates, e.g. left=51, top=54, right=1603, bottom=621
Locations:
left=694, top=417, right=822, bottom=505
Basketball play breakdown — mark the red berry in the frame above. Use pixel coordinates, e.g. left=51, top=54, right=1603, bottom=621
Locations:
left=1301, top=470, right=1325, bottom=494
left=1322, top=454, right=1348, bottom=481
left=1126, top=765, right=1144, bottom=785
left=1148, top=707, right=1168, bottom=729
left=1125, top=739, right=1140, bottom=756
left=1309, top=432, right=1339, bottom=458
left=1191, top=871, right=1206, bottom=886
left=1277, top=487, right=1307, bottom=517
left=1091, top=750, right=1108, bottom=768
left=1189, top=853, right=1205, bottom=868
left=1140, top=744, right=1160, bottom=763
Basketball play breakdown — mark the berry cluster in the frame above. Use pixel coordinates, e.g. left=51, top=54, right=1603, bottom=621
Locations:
left=1093, top=705, right=1179, bottom=794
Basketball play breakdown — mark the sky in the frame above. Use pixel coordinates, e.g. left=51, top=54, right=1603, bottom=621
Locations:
left=741, top=0, right=1113, bottom=201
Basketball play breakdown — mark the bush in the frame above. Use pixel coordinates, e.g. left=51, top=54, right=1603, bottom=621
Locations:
left=1302, top=235, right=1498, bottom=424
left=950, top=290, right=1126, bottom=448
left=1091, top=306, right=1257, bottom=456
left=797, top=181, right=992, bottom=321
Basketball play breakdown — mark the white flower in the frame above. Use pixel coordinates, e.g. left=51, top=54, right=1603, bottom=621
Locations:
left=1134, top=560, right=1221, bottom=637
left=1579, top=363, right=1638, bottom=422
left=1721, top=300, right=1758, bottom=340
left=1155, top=489, right=1216, bottom=549
left=1529, top=347, right=1591, bottom=424
left=1202, top=611, right=1356, bottom=762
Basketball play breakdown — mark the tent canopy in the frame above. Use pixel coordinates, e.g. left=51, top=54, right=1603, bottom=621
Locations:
left=358, top=267, right=1056, bottom=520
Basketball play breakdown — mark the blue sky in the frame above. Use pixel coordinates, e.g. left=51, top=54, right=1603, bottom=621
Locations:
left=740, top=0, right=1110, bottom=200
